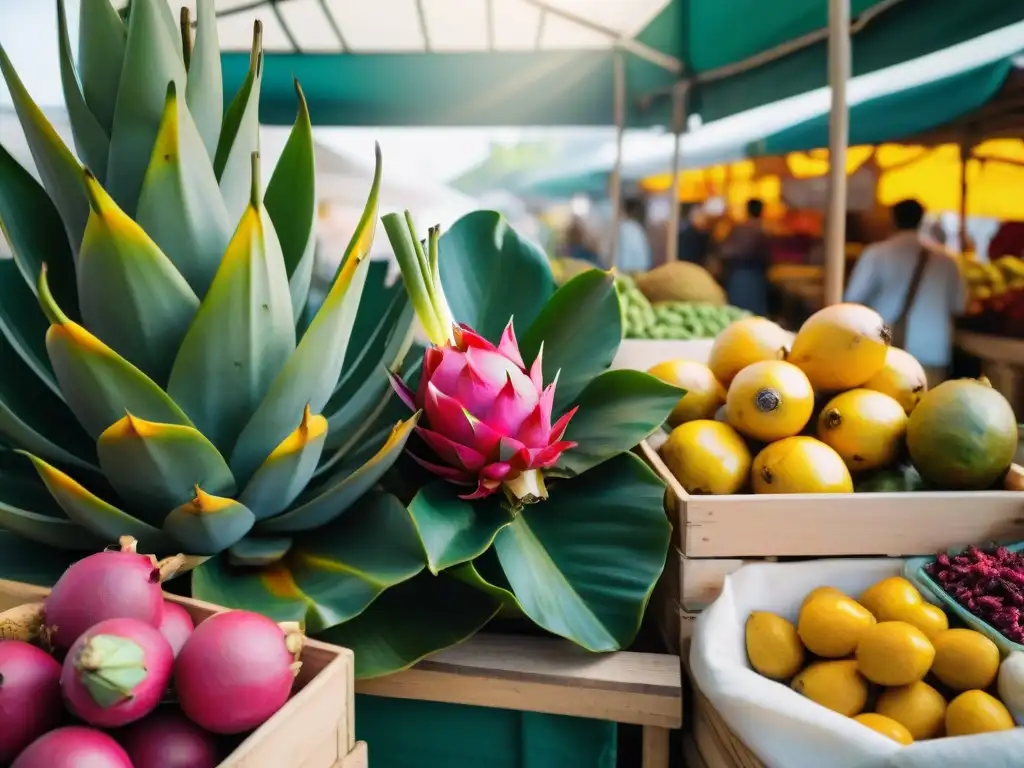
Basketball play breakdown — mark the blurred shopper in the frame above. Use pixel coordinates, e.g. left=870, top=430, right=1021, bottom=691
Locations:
left=561, top=216, right=601, bottom=265
left=677, top=203, right=711, bottom=266
left=990, top=220, right=1024, bottom=259
left=845, top=199, right=967, bottom=387
left=720, top=199, right=771, bottom=315
left=614, top=197, right=653, bottom=273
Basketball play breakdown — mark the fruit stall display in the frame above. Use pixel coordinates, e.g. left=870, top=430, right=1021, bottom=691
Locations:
left=959, top=256, right=1024, bottom=339
left=616, top=275, right=751, bottom=340
left=0, top=539, right=358, bottom=768
left=635, top=303, right=1024, bottom=652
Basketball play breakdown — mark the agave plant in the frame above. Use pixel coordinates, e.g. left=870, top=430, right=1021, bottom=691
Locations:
left=0, top=1, right=418, bottom=602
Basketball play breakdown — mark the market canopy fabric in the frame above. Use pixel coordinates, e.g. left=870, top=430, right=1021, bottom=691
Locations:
left=747, top=57, right=1023, bottom=157
left=173, top=0, right=1024, bottom=126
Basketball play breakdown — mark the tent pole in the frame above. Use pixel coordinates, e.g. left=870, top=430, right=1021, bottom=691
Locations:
left=609, top=50, right=626, bottom=268
left=958, top=141, right=971, bottom=256
left=665, top=83, right=688, bottom=263
left=824, top=0, right=851, bottom=307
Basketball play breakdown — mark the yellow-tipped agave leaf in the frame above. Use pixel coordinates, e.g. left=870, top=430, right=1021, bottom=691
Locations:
left=186, top=0, right=224, bottom=161
left=77, top=0, right=126, bottom=134
left=18, top=451, right=170, bottom=551
left=167, top=153, right=295, bottom=456
left=257, top=413, right=419, bottom=535
left=0, top=259, right=60, bottom=398
left=38, top=265, right=193, bottom=438
left=105, top=0, right=187, bottom=214
left=230, top=145, right=381, bottom=483
left=56, top=0, right=109, bottom=179
left=0, top=43, right=88, bottom=257
left=162, top=486, right=255, bottom=555
left=135, top=82, right=231, bottom=297
left=239, top=405, right=328, bottom=521
left=78, top=171, right=200, bottom=383
left=214, top=21, right=263, bottom=223
left=265, top=80, right=316, bottom=323
left=227, top=536, right=294, bottom=567
left=96, top=413, right=236, bottom=522
left=0, top=496, right=104, bottom=552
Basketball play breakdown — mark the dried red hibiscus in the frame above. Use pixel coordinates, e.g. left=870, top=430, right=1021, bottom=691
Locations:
left=925, top=545, right=1024, bottom=643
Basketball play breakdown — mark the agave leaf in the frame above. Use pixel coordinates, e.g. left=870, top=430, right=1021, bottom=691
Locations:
left=56, top=0, right=109, bottom=179
left=0, top=530, right=80, bottom=586
left=0, top=259, right=60, bottom=398
left=192, top=491, right=425, bottom=633
left=153, top=0, right=185, bottom=61
left=78, top=171, right=199, bottom=383
left=229, top=146, right=381, bottom=483
left=135, top=83, right=231, bottom=297
left=78, top=0, right=126, bottom=135
left=0, top=466, right=104, bottom=550
left=0, top=138, right=79, bottom=317
left=214, top=23, right=263, bottom=223
left=38, top=266, right=193, bottom=439
left=186, top=0, right=223, bottom=161
left=19, top=451, right=170, bottom=552
left=265, top=81, right=316, bottom=324
left=105, top=0, right=187, bottom=214
left=227, top=536, right=293, bottom=567
left=162, top=489, right=255, bottom=555
left=0, top=44, right=88, bottom=258
left=0, top=330, right=98, bottom=472
left=256, top=413, right=418, bottom=535
left=167, top=155, right=295, bottom=457
left=239, top=406, right=327, bottom=521
left=333, top=259, right=400, bottom=384
left=97, top=414, right=236, bottom=522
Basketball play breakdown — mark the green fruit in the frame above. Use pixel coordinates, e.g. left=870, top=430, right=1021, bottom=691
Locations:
left=907, top=378, right=1018, bottom=490
left=855, top=464, right=926, bottom=493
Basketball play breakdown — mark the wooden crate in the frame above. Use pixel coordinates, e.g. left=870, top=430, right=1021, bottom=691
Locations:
left=0, top=580, right=363, bottom=768
left=638, top=434, right=1024, bottom=641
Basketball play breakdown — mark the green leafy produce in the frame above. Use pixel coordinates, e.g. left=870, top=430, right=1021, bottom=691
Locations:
left=617, top=276, right=750, bottom=340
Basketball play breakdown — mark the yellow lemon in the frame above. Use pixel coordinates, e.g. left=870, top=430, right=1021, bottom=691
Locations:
left=791, top=660, right=868, bottom=716
left=800, top=585, right=846, bottom=611
left=863, top=347, right=929, bottom=414
left=945, top=690, right=1015, bottom=736
left=752, top=437, right=854, bottom=494
left=788, top=303, right=891, bottom=390
left=855, top=621, right=935, bottom=686
left=726, top=360, right=814, bottom=442
left=816, top=389, right=908, bottom=471
left=798, top=593, right=876, bottom=658
left=858, top=577, right=923, bottom=622
left=887, top=602, right=949, bottom=641
left=659, top=420, right=752, bottom=495
left=876, top=681, right=947, bottom=740
left=708, top=316, right=792, bottom=386
left=647, top=361, right=727, bottom=427
left=852, top=713, right=914, bottom=745
left=745, top=612, right=805, bottom=680
left=930, top=629, right=1001, bottom=691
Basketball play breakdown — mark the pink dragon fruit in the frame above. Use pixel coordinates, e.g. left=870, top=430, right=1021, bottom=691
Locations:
left=391, top=320, right=577, bottom=503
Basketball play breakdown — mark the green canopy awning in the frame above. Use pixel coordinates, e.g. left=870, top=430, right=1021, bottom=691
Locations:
left=746, top=57, right=1018, bottom=156
left=214, top=0, right=1024, bottom=126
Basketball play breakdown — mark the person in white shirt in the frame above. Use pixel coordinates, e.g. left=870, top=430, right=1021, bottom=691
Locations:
left=844, top=199, right=967, bottom=387
left=613, top=197, right=653, bottom=273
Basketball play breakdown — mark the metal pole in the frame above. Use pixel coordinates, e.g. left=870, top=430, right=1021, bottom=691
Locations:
left=959, top=142, right=970, bottom=255
left=824, top=0, right=851, bottom=306
left=609, top=51, right=626, bottom=268
left=665, top=83, right=687, bottom=263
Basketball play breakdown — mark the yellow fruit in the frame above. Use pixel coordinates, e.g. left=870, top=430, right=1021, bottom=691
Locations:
left=745, top=612, right=805, bottom=680
left=863, top=347, right=928, bottom=414
left=852, top=713, right=914, bottom=745
left=659, top=420, right=752, bottom=495
left=876, top=681, right=947, bottom=740
left=726, top=361, right=814, bottom=442
left=788, top=303, right=890, bottom=390
left=945, top=690, right=1015, bottom=736
left=887, top=602, right=949, bottom=641
left=752, top=437, right=853, bottom=494
left=647, top=361, right=726, bottom=427
left=855, top=621, right=935, bottom=686
left=708, top=317, right=792, bottom=386
left=791, top=660, right=868, bottom=716
left=930, top=629, right=1000, bottom=691
left=858, top=577, right=923, bottom=621
left=798, top=594, right=876, bottom=658
left=800, top=585, right=846, bottom=611
left=816, top=389, right=908, bottom=471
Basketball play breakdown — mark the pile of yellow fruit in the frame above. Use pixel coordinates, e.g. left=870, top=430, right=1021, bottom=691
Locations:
left=746, top=576, right=1018, bottom=745
left=649, top=303, right=1019, bottom=494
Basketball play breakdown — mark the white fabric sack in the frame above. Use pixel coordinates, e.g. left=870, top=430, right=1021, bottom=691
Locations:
left=690, top=558, right=1024, bottom=768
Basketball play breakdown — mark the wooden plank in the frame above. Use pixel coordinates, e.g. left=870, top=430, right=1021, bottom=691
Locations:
left=957, top=330, right=1024, bottom=366
left=356, top=633, right=682, bottom=729
left=680, top=557, right=749, bottom=611
left=642, top=726, right=671, bottom=768
left=334, top=742, right=368, bottom=768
